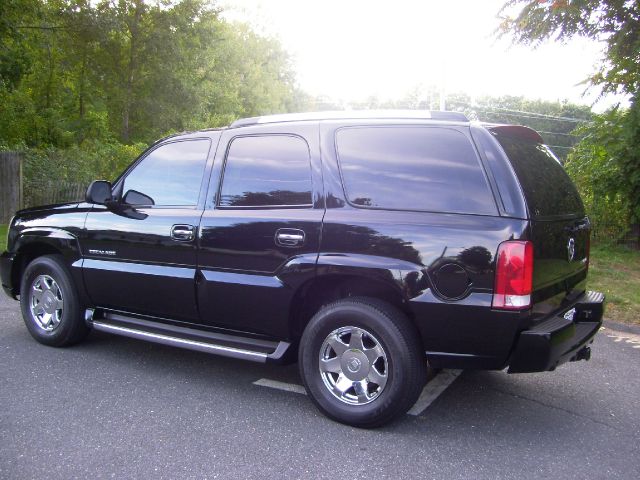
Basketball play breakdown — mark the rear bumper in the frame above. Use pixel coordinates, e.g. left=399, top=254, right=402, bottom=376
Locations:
left=508, top=291, right=605, bottom=373
left=0, top=251, right=17, bottom=299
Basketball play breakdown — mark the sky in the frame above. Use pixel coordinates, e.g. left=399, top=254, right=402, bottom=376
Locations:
left=221, top=0, right=628, bottom=112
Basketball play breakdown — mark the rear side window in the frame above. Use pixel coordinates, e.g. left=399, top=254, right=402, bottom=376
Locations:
left=495, top=134, right=584, bottom=217
left=219, top=135, right=312, bottom=207
left=335, top=127, right=497, bottom=215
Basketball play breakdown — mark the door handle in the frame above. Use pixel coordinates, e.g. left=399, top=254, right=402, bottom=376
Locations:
left=275, top=228, right=305, bottom=247
left=171, top=224, right=195, bottom=242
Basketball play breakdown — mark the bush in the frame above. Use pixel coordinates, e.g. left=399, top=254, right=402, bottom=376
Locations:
left=566, top=109, right=634, bottom=245
left=17, top=141, right=147, bottom=207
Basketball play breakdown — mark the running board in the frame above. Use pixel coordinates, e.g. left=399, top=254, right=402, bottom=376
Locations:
left=86, top=309, right=290, bottom=364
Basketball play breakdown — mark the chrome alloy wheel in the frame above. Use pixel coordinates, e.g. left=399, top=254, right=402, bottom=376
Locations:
left=29, top=274, right=64, bottom=332
left=319, top=326, right=388, bottom=405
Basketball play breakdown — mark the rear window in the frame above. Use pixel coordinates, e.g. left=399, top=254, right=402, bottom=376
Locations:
left=494, top=134, right=584, bottom=217
left=335, top=126, right=497, bottom=215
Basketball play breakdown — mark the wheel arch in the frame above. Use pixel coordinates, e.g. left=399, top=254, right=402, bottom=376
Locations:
left=288, top=272, right=413, bottom=343
left=11, top=231, right=82, bottom=297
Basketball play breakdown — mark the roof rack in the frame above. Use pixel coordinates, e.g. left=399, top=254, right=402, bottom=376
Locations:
left=229, top=110, right=469, bottom=128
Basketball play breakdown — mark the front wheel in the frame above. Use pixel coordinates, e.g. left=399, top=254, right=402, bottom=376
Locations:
left=20, top=255, right=89, bottom=347
left=299, top=297, right=427, bottom=428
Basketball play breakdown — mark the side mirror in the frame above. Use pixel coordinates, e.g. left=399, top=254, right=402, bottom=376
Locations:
left=123, top=189, right=155, bottom=206
left=86, top=180, right=113, bottom=205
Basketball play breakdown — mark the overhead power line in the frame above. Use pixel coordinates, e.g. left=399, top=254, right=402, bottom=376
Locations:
left=537, top=130, right=582, bottom=138
left=471, top=109, right=590, bottom=124
left=466, top=105, right=591, bottom=123
left=547, top=145, right=574, bottom=150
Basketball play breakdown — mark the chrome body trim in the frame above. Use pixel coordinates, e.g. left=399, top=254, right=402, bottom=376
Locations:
left=91, top=321, right=268, bottom=362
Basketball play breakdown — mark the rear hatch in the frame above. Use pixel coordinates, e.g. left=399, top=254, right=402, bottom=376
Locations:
left=490, top=126, right=589, bottom=314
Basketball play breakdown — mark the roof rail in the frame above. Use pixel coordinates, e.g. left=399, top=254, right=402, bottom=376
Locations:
left=149, top=127, right=224, bottom=146
left=229, top=110, right=469, bottom=128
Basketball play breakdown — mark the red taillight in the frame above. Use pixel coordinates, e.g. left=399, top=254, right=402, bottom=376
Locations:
left=492, top=241, right=534, bottom=310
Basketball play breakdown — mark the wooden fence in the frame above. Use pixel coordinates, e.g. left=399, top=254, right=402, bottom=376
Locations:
left=23, top=180, right=87, bottom=210
left=0, top=152, right=23, bottom=224
left=1, top=151, right=88, bottom=223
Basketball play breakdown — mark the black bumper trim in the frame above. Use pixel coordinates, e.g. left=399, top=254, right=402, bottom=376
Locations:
left=508, top=290, right=605, bottom=373
left=0, top=251, right=17, bottom=299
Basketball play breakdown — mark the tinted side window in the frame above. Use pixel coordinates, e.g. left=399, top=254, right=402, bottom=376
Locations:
left=336, top=127, right=497, bottom=215
left=219, top=135, right=312, bottom=207
left=494, top=134, right=584, bottom=217
left=122, top=139, right=210, bottom=206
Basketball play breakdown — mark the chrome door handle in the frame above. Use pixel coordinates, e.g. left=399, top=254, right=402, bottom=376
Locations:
left=171, top=224, right=195, bottom=242
left=275, top=228, right=305, bottom=247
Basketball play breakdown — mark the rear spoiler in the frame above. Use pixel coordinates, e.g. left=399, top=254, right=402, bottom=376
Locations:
left=485, top=125, right=544, bottom=143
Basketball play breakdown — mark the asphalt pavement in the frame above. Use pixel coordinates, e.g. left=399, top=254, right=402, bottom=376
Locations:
left=1, top=292, right=639, bottom=479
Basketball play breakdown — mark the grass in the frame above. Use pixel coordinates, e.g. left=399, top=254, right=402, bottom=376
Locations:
left=588, top=244, right=640, bottom=325
left=0, top=224, right=6, bottom=252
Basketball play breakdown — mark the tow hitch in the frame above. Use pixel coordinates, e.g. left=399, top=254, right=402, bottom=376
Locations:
left=572, top=346, right=591, bottom=362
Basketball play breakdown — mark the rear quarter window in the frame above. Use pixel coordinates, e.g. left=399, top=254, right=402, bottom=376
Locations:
left=335, top=126, right=497, bottom=215
left=494, top=134, right=584, bottom=218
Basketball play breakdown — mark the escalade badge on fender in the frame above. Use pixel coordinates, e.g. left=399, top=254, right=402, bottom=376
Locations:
left=88, top=249, right=116, bottom=256
left=567, top=238, right=575, bottom=262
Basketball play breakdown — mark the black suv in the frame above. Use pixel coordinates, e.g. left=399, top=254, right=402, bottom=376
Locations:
left=1, top=111, right=604, bottom=427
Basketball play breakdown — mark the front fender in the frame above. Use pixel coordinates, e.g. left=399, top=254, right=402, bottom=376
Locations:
left=8, top=228, right=86, bottom=301
left=16, top=227, right=82, bottom=263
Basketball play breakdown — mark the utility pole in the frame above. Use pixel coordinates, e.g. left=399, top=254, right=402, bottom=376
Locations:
left=439, top=59, right=446, bottom=111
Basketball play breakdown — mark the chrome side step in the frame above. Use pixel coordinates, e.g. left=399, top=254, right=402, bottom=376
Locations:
left=86, top=309, right=290, bottom=364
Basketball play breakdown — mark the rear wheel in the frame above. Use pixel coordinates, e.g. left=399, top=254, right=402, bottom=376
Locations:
left=299, top=297, right=426, bottom=428
left=20, top=255, right=89, bottom=347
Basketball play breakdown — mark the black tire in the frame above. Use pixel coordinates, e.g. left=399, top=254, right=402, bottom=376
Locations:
left=298, top=297, right=427, bottom=428
left=20, top=255, right=89, bottom=347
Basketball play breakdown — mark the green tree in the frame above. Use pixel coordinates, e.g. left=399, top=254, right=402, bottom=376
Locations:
left=565, top=109, right=630, bottom=241
left=0, top=0, right=302, bottom=147
left=1, top=0, right=304, bottom=203
left=447, top=93, right=592, bottom=157
left=498, top=0, right=640, bottom=96
left=499, top=0, right=640, bottom=239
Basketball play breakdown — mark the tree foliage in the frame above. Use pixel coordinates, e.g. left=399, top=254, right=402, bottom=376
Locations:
left=499, top=0, right=640, bottom=235
left=498, top=0, right=640, bottom=96
left=0, top=0, right=304, bottom=148
left=0, top=0, right=308, bottom=197
left=447, top=93, right=592, bottom=157
left=566, top=108, right=630, bottom=241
